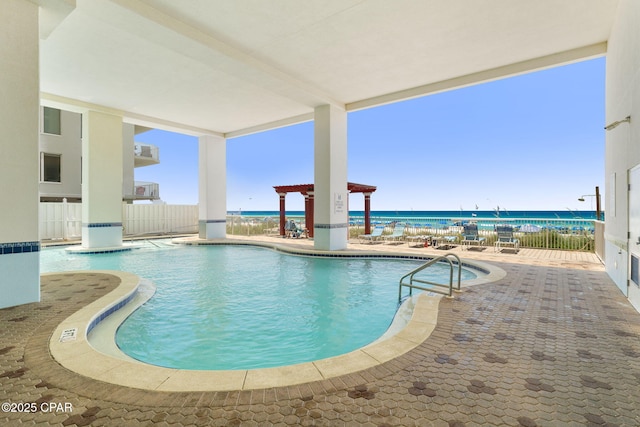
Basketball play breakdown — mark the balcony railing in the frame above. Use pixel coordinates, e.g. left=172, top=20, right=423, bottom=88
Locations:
left=134, top=143, right=159, bottom=167
left=131, top=181, right=160, bottom=200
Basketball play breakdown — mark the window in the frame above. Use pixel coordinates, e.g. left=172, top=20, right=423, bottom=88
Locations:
left=43, top=107, right=61, bottom=135
left=41, top=153, right=61, bottom=183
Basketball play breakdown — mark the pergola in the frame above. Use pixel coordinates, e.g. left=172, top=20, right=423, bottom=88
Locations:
left=274, top=182, right=377, bottom=238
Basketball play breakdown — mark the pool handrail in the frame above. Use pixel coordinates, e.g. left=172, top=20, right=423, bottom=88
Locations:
left=398, top=253, right=462, bottom=300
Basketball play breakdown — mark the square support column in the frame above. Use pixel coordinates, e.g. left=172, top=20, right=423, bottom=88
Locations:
left=0, top=0, right=40, bottom=308
left=313, top=105, right=348, bottom=250
left=199, top=135, right=227, bottom=239
left=81, top=111, right=124, bottom=248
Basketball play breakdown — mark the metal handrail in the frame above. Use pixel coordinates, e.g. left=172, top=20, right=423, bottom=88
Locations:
left=398, top=253, right=462, bottom=300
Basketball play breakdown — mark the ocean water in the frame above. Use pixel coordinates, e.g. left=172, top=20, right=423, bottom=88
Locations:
left=233, top=210, right=600, bottom=221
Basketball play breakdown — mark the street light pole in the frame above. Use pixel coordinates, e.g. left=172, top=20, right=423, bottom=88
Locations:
left=578, top=186, right=602, bottom=221
left=595, top=186, right=601, bottom=221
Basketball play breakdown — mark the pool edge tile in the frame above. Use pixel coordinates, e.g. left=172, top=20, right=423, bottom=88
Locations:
left=243, top=363, right=323, bottom=390
left=313, top=350, right=380, bottom=379
left=157, top=369, right=248, bottom=392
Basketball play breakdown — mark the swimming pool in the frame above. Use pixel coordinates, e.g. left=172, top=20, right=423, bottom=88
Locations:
left=41, top=241, right=477, bottom=370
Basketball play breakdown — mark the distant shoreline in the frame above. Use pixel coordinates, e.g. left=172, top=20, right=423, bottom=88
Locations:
left=230, top=210, right=600, bottom=221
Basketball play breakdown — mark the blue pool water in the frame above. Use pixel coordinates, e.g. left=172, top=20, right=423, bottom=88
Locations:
left=41, top=242, right=476, bottom=370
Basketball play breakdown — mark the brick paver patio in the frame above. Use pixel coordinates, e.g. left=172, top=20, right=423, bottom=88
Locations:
left=2, top=240, right=640, bottom=426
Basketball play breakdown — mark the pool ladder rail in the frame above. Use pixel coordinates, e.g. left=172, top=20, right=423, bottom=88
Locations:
left=398, top=253, right=462, bottom=301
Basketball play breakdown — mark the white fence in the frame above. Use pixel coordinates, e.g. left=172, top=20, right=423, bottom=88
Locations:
left=39, top=202, right=198, bottom=240
left=122, top=204, right=198, bottom=236
left=40, top=201, right=83, bottom=240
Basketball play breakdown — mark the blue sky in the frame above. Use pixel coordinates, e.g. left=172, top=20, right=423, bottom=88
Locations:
left=134, top=57, right=605, bottom=212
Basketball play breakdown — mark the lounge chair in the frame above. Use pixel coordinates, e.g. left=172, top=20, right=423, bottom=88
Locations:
left=461, top=224, right=486, bottom=250
left=406, top=234, right=432, bottom=247
left=436, top=234, right=458, bottom=250
left=382, top=222, right=406, bottom=244
left=495, top=225, right=519, bottom=252
left=358, top=225, right=385, bottom=244
left=284, top=220, right=305, bottom=238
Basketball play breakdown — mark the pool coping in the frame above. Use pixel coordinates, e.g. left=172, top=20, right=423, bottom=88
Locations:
left=47, top=240, right=506, bottom=392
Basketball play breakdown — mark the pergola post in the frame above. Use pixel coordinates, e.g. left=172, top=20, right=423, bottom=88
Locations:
left=364, top=192, right=372, bottom=235
left=278, top=192, right=286, bottom=237
left=304, top=194, right=310, bottom=236
left=307, top=191, right=315, bottom=238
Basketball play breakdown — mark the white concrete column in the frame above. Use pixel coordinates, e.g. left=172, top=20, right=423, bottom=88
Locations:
left=313, top=104, right=349, bottom=250
left=0, top=0, right=40, bottom=308
left=81, top=111, right=124, bottom=248
left=199, top=134, right=227, bottom=239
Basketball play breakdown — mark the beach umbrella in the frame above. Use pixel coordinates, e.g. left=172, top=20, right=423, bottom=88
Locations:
left=519, top=224, right=541, bottom=233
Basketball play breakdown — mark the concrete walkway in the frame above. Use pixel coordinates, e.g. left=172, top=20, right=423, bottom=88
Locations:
left=1, top=237, right=640, bottom=426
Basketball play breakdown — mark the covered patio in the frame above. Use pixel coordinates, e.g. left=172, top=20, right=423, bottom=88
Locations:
left=3, top=0, right=630, bottom=306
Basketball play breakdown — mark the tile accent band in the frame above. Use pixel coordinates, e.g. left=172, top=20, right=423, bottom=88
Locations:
left=82, top=223, right=123, bottom=228
left=0, top=241, right=40, bottom=255
left=87, top=290, right=138, bottom=335
left=314, top=223, right=349, bottom=229
left=185, top=241, right=491, bottom=275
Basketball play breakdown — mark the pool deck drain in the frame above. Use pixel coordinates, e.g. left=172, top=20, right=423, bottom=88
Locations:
left=2, top=236, right=640, bottom=426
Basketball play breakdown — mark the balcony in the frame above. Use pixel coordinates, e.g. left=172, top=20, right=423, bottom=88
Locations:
left=128, top=181, right=160, bottom=201
left=134, top=143, right=159, bottom=167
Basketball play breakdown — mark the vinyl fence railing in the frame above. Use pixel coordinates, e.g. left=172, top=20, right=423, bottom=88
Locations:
left=40, top=201, right=82, bottom=240
left=39, top=202, right=198, bottom=240
left=226, top=214, right=599, bottom=252
left=122, top=204, right=198, bottom=236
left=356, top=216, right=598, bottom=252
left=42, top=207, right=598, bottom=252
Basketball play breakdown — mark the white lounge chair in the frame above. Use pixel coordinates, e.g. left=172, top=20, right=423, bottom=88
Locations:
left=358, top=225, right=385, bottom=244
left=382, top=223, right=406, bottom=244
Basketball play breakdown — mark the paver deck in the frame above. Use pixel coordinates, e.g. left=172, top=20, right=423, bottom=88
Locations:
left=2, top=236, right=640, bottom=426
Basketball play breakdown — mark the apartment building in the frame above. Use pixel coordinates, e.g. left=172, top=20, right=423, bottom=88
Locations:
left=39, top=106, right=160, bottom=203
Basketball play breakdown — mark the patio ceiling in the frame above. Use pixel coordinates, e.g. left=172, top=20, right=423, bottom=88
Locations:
left=39, top=0, right=619, bottom=137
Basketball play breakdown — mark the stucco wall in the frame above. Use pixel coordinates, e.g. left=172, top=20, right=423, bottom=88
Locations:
left=605, top=0, right=640, bottom=308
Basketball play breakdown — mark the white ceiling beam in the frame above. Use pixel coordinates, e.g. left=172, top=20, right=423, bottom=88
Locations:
left=346, top=42, right=608, bottom=112
left=225, top=113, right=315, bottom=140
left=41, top=92, right=223, bottom=137
left=224, top=43, right=607, bottom=137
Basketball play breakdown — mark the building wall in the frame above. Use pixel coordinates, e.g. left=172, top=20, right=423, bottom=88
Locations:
left=605, top=0, right=640, bottom=310
left=39, top=108, right=82, bottom=201
left=38, top=110, right=140, bottom=202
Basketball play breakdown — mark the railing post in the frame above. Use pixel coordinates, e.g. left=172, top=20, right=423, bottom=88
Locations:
left=62, top=198, right=68, bottom=241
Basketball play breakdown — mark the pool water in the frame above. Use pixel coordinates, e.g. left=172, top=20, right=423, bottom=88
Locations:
left=41, top=242, right=476, bottom=370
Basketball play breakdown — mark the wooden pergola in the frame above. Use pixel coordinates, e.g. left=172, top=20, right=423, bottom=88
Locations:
left=273, top=182, right=377, bottom=238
